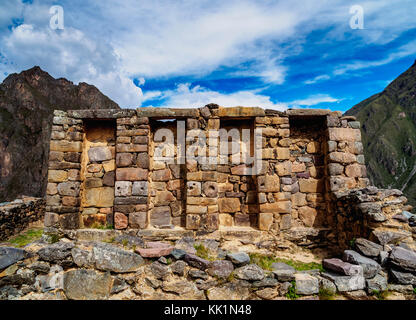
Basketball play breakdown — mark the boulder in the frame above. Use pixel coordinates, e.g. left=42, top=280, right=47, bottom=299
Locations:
left=366, top=273, right=388, bottom=292
left=207, top=260, right=234, bottom=279
left=252, top=276, right=279, bottom=288
left=233, top=264, right=264, bottom=281
left=92, top=242, right=144, bottom=273
left=390, top=269, right=416, bottom=285
left=355, top=238, right=382, bottom=258
left=63, top=269, right=112, bottom=300
left=323, top=258, right=363, bottom=276
left=226, top=252, right=250, bottom=266
left=389, top=246, right=416, bottom=272
left=37, top=242, right=74, bottom=265
left=271, top=262, right=296, bottom=281
left=371, top=230, right=410, bottom=246
left=294, top=273, right=319, bottom=295
left=342, top=250, right=380, bottom=278
left=188, top=269, right=208, bottom=280
left=0, top=247, right=32, bottom=270
left=321, top=272, right=365, bottom=292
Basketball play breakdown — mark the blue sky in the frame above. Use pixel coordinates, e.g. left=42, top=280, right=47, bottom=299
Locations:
left=0, top=0, right=415, bottom=112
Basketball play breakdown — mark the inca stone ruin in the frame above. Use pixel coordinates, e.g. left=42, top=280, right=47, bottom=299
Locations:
left=44, top=105, right=414, bottom=251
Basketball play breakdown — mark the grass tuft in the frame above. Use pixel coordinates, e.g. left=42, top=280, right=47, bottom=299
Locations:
left=286, top=281, right=300, bottom=300
left=318, top=288, right=335, bottom=300
left=249, top=253, right=323, bottom=272
left=8, top=228, right=43, bottom=247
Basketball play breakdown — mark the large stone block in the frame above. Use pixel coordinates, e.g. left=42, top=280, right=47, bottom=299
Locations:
left=259, top=201, right=291, bottom=214
left=150, top=206, right=171, bottom=226
left=116, top=168, right=148, bottom=181
left=259, top=212, right=273, bottom=231
left=57, top=181, right=80, bottom=197
left=88, top=147, right=112, bottom=162
left=115, top=181, right=132, bottom=197
left=129, top=212, right=147, bottom=229
left=114, top=212, right=128, bottom=229
left=298, top=206, right=317, bottom=227
left=218, top=198, right=240, bottom=213
left=186, top=214, right=201, bottom=230
left=116, top=153, right=133, bottom=167
left=329, top=152, right=356, bottom=164
left=345, top=164, right=366, bottom=178
left=152, top=169, right=171, bottom=181
left=258, top=175, right=280, bottom=192
left=328, top=128, right=361, bottom=141
left=48, top=170, right=68, bottom=183
left=83, top=187, right=114, bottom=207
left=50, top=141, right=82, bottom=152
left=299, top=178, right=323, bottom=193
left=132, top=181, right=148, bottom=196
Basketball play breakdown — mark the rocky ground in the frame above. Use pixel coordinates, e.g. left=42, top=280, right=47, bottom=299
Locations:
left=0, top=229, right=415, bottom=300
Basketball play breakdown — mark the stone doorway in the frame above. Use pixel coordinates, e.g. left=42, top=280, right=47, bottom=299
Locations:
left=79, top=120, right=116, bottom=228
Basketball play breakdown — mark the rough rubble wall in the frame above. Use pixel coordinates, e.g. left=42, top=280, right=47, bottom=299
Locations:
left=43, top=107, right=415, bottom=250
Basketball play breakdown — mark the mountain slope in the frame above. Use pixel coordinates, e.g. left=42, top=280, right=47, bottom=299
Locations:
left=346, top=60, right=416, bottom=208
left=0, top=66, right=120, bottom=202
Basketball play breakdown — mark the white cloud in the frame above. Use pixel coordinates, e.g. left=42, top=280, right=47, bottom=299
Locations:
left=287, top=94, right=341, bottom=107
left=304, top=74, right=331, bottom=84
left=142, top=83, right=287, bottom=110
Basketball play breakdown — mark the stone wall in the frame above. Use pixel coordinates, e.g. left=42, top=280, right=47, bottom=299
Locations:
left=43, top=106, right=415, bottom=251
left=0, top=197, right=45, bottom=241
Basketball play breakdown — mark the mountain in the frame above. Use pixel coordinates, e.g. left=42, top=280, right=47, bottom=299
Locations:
left=0, top=66, right=119, bottom=202
left=346, top=60, right=416, bottom=208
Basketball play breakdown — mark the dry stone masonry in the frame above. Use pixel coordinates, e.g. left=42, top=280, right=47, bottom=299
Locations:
left=44, top=105, right=416, bottom=252
left=0, top=197, right=45, bottom=241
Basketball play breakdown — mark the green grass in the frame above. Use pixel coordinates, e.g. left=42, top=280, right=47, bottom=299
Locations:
left=371, top=290, right=390, bottom=300
left=413, top=287, right=416, bottom=295
left=249, top=253, right=323, bottom=272
left=8, top=228, right=43, bottom=247
left=194, top=243, right=215, bottom=260
left=318, top=288, right=335, bottom=300
left=286, top=281, right=300, bottom=300
left=90, top=222, right=114, bottom=230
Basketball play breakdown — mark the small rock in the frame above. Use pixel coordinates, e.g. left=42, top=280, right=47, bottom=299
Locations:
left=323, top=258, right=363, bottom=276
left=355, top=238, right=383, bottom=257
left=379, top=251, right=389, bottom=266
left=387, top=283, right=414, bottom=294
left=344, top=290, right=368, bottom=300
left=188, top=269, right=208, bottom=280
left=171, top=260, right=187, bottom=276
left=171, top=248, right=186, bottom=260
left=150, top=261, right=170, bottom=279
left=207, top=282, right=250, bottom=300
left=234, top=264, right=264, bottom=281
left=271, top=262, right=295, bottom=281
left=162, top=280, right=205, bottom=299
left=145, top=277, right=162, bottom=289
left=195, top=279, right=218, bottom=291
left=294, top=273, right=319, bottom=295
left=111, top=277, right=129, bottom=294
left=342, top=250, right=380, bottom=278
left=256, top=287, right=279, bottom=300
left=28, top=261, right=50, bottom=274
left=226, top=252, right=250, bottom=266
left=158, top=257, right=168, bottom=264
left=279, top=282, right=292, bottom=295
left=37, top=242, right=74, bottom=265
left=135, top=244, right=173, bottom=258
left=184, top=254, right=210, bottom=270
left=252, top=277, right=279, bottom=288
left=316, top=275, right=336, bottom=295
left=207, top=260, right=234, bottom=279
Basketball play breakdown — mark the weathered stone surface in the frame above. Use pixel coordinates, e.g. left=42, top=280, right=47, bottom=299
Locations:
left=294, top=273, right=319, bottom=295
left=116, top=168, right=148, bottom=181
left=71, top=248, right=94, bottom=268
left=136, top=244, right=173, bottom=258
left=64, top=269, right=112, bottom=300
left=150, top=207, right=171, bottom=226
left=150, top=261, right=170, bottom=279
left=184, top=254, right=210, bottom=270
left=321, top=272, right=365, bottom=292
left=162, top=280, right=205, bottom=299
left=116, top=153, right=133, bottom=167
left=188, top=269, right=208, bottom=280
left=114, top=212, right=128, bottom=229
left=171, top=249, right=187, bottom=260
left=83, top=187, right=114, bottom=207
left=234, top=264, right=264, bottom=281
left=323, top=258, right=363, bottom=276
left=355, top=238, right=383, bottom=258
left=57, top=182, right=80, bottom=197
left=389, top=246, right=416, bottom=272
left=271, top=262, right=295, bottom=281
left=366, top=273, right=388, bottom=292
left=387, top=284, right=414, bottom=293
left=0, top=247, right=31, bottom=270
left=207, top=260, right=234, bottom=279
left=258, top=212, right=273, bottom=231
left=226, top=252, right=250, bottom=266
left=371, top=230, right=410, bottom=245
left=298, top=206, right=317, bottom=227
left=92, top=242, right=144, bottom=273
left=342, top=250, right=381, bottom=278
left=132, top=181, right=148, bottom=196
left=115, top=181, right=132, bottom=197
left=152, top=169, right=171, bottom=181
left=299, top=178, right=323, bottom=193
left=88, top=147, right=112, bottom=162
left=218, top=198, right=240, bottom=213
left=328, top=128, right=361, bottom=141
left=129, top=211, right=147, bottom=229
left=37, top=242, right=74, bottom=264
left=390, top=269, right=416, bottom=285
left=207, top=282, right=250, bottom=300
left=171, top=260, right=187, bottom=276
